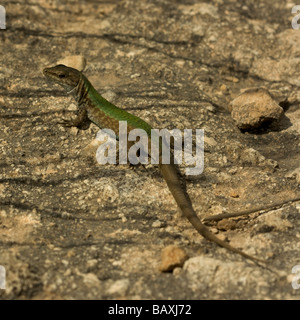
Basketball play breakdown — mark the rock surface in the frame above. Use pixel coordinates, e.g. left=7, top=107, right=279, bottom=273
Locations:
left=159, top=245, right=188, bottom=272
left=230, top=88, right=284, bottom=130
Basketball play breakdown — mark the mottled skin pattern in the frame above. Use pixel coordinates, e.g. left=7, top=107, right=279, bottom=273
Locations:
left=43, top=64, right=265, bottom=264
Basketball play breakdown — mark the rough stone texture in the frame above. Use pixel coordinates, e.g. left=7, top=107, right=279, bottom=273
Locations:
left=0, top=0, right=300, bottom=300
left=56, top=55, right=86, bottom=72
left=230, top=88, right=284, bottom=130
left=159, top=245, right=188, bottom=272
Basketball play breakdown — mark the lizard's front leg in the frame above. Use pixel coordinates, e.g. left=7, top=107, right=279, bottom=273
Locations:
left=60, top=107, right=91, bottom=130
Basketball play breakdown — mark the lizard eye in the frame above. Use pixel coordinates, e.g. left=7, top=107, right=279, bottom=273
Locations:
left=58, top=73, right=66, bottom=78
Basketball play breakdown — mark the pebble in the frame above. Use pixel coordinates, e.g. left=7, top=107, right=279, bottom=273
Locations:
left=56, top=55, right=86, bottom=71
left=159, top=245, right=188, bottom=272
left=229, top=87, right=283, bottom=130
left=152, top=220, right=163, bottom=228
left=82, top=273, right=101, bottom=287
left=217, top=220, right=236, bottom=231
left=257, top=211, right=293, bottom=232
left=107, top=278, right=130, bottom=295
left=285, top=168, right=300, bottom=184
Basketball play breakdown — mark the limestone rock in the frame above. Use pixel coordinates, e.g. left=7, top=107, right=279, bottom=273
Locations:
left=159, top=245, right=188, bottom=272
left=229, top=88, right=284, bottom=130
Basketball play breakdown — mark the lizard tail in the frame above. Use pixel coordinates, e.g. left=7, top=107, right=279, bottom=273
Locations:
left=159, top=163, right=265, bottom=264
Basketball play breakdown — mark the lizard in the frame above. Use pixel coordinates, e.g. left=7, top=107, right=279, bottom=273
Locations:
left=43, top=64, right=265, bottom=264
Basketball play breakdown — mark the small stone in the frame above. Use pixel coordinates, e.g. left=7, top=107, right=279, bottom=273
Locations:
left=203, top=102, right=216, bottom=113
left=265, top=251, right=274, bottom=259
left=102, top=90, right=117, bottom=102
left=82, top=138, right=102, bottom=157
left=216, top=233, right=227, bottom=241
left=204, top=136, right=218, bottom=147
left=210, top=227, right=218, bottom=234
left=61, top=259, right=69, bottom=266
left=192, top=25, right=205, bottom=38
left=220, top=84, right=228, bottom=92
left=130, top=73, right=141, bottom=79
left=172, top=267, right=183, bottom=276
left=57, top=55, right=86, bottom=71
left=224, top=76, right=239, bottom=83
left=70, top=127, right=79, bottom=136
left=107, top=279, right=130, bottom=295
left=286, top=274, right=295, bottom=286
left=82, top=273, right=101, bottom=287
left=86, top=259, right=98, bottom=269
left=152, top=220, right=163, bottom=228
left=285, top=168, right=300, bottom=184
left=257, top=211, right=293, bottom=232
left=218, top=219, right=236, bottom=231
left=159, top=245, right=188, bottom=272
left=229, top=191, right=239, bottom=198
left=229, top=87, right=284, bottom=130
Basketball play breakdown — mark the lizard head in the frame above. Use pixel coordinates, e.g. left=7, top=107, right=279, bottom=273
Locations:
left=43, top=64, right=81, bottom=90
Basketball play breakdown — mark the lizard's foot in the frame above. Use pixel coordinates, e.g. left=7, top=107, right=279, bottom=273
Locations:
left=128, top=163, right=149, bottom=172
left=58, top=118, right=91, bottom=130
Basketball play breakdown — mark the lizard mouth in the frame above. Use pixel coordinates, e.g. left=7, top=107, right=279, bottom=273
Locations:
left=43, top=67, right=56, bottom=80
left=43, top=68, right=49, bottom=76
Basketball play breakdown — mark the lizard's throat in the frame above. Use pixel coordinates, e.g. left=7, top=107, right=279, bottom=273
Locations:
left=70, top=76, right=89, bottom=106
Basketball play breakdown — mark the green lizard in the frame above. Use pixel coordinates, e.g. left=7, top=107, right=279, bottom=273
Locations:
left=43, top=64, right=265, bottom=264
